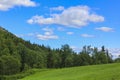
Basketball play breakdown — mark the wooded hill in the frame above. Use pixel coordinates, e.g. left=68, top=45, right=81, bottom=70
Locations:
left=0, top=26, right=113, bottom=75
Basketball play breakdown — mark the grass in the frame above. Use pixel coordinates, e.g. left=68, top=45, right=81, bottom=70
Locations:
left=21, top=63, right=120, bottom=80
left=0, top=69, right=48, bottom=80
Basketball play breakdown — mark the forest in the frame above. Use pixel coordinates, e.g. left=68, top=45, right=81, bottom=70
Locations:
left=0, top=26, right=119, bottom=76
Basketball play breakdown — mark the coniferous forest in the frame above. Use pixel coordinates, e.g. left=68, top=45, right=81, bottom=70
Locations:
left=0, top=26, right=117, bottom=77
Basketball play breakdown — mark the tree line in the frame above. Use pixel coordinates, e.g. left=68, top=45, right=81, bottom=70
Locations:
left=0, top=27, right=118, bottom=76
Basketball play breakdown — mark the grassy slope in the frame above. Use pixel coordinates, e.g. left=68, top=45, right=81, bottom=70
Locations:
left=21, top=63, right=120, bottom=80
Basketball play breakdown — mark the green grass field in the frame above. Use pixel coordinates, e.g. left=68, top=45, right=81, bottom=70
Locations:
left=21, top=63, right=120, bottom=80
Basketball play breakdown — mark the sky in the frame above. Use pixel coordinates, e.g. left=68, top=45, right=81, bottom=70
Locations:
left=0, top=0, right=120, bottom=58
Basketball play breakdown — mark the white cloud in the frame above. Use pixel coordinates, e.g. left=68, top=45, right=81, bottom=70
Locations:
left=27, top=6, right=104, bottom=28
left=108, top=48, right=120, bottom=59
left=27, top=15, right=54, bottom=24
left=0, top=0, right=36, bottom=11
left=15, top=34, right=24, bottom=37
left=81, top=34, right=94, bottom=38
left=16, top=27, right=58, bottom=40
left=70, top=46, right=82, bottom=52
left=36, top=34, right=58, bottom=40
left=15, top=33, right=35, bottom=37
left=36, top=27, right=58, bottom=40
left=66, top=32, right=74, bottom=35
left=50, top=6, right=64, bottom=11
left=71, top=46, right=120, bottom=59
left=88, top=14, right=104, bottom=22
left=17, top=32, right=58, bottom=40
left=95, top=27, right=114, bottom=32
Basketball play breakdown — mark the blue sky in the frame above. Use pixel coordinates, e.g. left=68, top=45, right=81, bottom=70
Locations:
left=0, top=0, right=120, bottom=57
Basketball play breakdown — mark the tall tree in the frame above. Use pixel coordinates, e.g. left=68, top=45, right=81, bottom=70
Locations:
left=61, top=44, right=74, bottom=67
left=17, top=43, right=27, bottom=71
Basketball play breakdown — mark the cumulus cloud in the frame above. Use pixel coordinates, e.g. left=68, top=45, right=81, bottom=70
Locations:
left=0, top=0, right=36, bottom=11
left=27, top=15, right=54, bottom=24
left=81, top=34, right=94, bottom=38
left=70, top=46, right=82, bottom=52
left=15, top=34, right=24, bottom=37
left=36, top=27, right=58, bottom=40
left=16, top=27, right=58, bottom=40
left=70, top=46, right=120, bottom=59
left=95, top=27, right=114, bottom=32
left=36, top=34, right=58, bottom=40
left=27, top=6, right=104, bottom=28
left=108, top=48, right=120, bottom=59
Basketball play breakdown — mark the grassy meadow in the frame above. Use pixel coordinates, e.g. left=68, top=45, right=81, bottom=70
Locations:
left=21, top=63, right=120, bottom=80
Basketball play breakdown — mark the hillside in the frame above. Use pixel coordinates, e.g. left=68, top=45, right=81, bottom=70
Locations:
left=0, top=26, right=49, bottom=75
left=22, top=63, right=120, bottom=80
left=0, top=26, right=117, bottom=80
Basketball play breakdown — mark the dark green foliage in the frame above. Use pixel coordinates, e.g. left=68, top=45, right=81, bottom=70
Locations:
left=0, top=27, right=47, bottom=75
left=0, top=55, right=21, bottom=75
left=114, top=55, right=120, bottom=63
left=78, top=46, right=92, bottom=65
left=0, top=26, right=114, bottom=79
left=60, top=44, right=74, bottom=67
left=47, top=48, right=54, bottom=68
